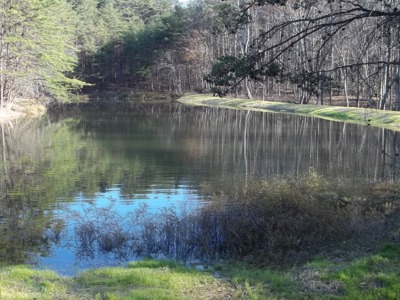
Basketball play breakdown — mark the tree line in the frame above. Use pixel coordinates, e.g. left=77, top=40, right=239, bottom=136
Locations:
left=2, top=0, right=400, bottom=110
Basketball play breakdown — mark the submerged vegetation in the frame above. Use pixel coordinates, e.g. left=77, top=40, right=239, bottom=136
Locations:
left=70, top=172, right=400, bottom=267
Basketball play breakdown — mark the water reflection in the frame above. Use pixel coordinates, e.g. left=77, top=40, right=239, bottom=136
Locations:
left=169, top=107, right=400, bottom=185
left=0, top=105, right=399, bottom=274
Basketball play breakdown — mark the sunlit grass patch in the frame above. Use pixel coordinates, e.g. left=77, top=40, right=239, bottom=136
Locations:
left=201, top=99, right=225, bottom=106
left=289, top=244, right=400, bottom=299
left=378, top=116, right=397, bottom=124
left=315, top=109, right=362, bottom=121
left=329, top=247, right=400, bottom=299
left=0, top=265, right=79, bottom=299
left=0, top=261, right=234, bottom=300
left=76, top=259, right=234, bottom=299
left=178, top=94, right=400, bottom=131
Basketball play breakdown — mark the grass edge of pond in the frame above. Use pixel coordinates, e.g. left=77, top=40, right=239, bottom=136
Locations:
left=1, top=244, right=400, bottom=299
left=178, top=93, right=400, bottom=132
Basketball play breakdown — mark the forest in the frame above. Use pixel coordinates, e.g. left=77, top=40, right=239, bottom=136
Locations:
left=1, top=0, right=400, bottom=110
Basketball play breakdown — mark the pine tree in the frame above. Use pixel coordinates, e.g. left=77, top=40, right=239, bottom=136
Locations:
left=0, top=0, right=84, bottom=107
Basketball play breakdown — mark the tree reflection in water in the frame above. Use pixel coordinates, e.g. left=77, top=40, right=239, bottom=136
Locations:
left=0, top=122, right=64, bottom=264
left=0, top=105, right=399, bottom=271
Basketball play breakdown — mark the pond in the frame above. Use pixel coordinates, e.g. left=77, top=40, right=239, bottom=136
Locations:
left=0, top=103, right=399, bottom=275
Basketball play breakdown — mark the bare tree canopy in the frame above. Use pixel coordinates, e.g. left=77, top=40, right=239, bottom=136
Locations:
left=205, top=0, right=400, bottom=109
left=4, top=0, right=399, bottom=110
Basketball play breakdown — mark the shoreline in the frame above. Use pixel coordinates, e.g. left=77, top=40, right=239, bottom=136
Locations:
left=0, top=99, right=47, bottom=123
left=178, top=93, right=400, bottom=132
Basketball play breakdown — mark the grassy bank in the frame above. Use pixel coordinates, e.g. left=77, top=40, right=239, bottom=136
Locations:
left=0, top=99, right=46, bottom=123
left=0, top=260, right=233, bottom=300
left=1, top=245, right=400, bottom=299
left=178, top=94, right=400, bottom=132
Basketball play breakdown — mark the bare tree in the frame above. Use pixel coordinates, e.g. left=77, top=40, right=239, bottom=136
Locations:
left=204, top=0, right=400, bottom=109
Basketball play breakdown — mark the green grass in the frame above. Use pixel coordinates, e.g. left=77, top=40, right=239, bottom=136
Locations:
left=0, top=260, right=234, bottom=300
left=215, top=244, right=400, bottom=299
left=0, top=265, right=80, bottom=299
left=301, top=245, right=400, bottom=298
left=178, top=94, right=400, bottom=131
left=1, top=246, right=400, bottom=299
left=76, top=259, right=231, bottom=299
left=328, top=247, right=400, bottom=299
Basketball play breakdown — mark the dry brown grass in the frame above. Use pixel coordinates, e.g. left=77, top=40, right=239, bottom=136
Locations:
left=0, top=98, right=46, bottom=123
left=294, top=267, right=343, bottom=295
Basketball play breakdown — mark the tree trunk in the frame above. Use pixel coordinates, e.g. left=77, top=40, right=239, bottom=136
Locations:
left=397, top=30, right=400, bottom=111
left=342, top=69, right=350, bottom=107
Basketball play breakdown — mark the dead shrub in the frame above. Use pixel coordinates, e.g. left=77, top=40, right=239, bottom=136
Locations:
left=70, top=173, right=400, bottom=263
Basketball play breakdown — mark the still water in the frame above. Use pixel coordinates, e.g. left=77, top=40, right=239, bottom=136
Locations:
left=0, top=104, right=399, bottom=275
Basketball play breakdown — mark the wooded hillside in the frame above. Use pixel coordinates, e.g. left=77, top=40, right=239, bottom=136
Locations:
left=2, top=0, right=400, bottom=110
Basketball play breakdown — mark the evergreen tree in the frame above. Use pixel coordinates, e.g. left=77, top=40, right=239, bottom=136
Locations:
left=70, top=0, right=182, bottom=90
left=0, top=0, right=84, bottom=106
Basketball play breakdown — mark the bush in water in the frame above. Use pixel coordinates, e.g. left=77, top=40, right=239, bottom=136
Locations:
left=71, top=173, right=400, bottom=264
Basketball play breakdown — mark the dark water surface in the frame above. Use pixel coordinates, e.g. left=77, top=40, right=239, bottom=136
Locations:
left=0, top=104, right=399, bottom=275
